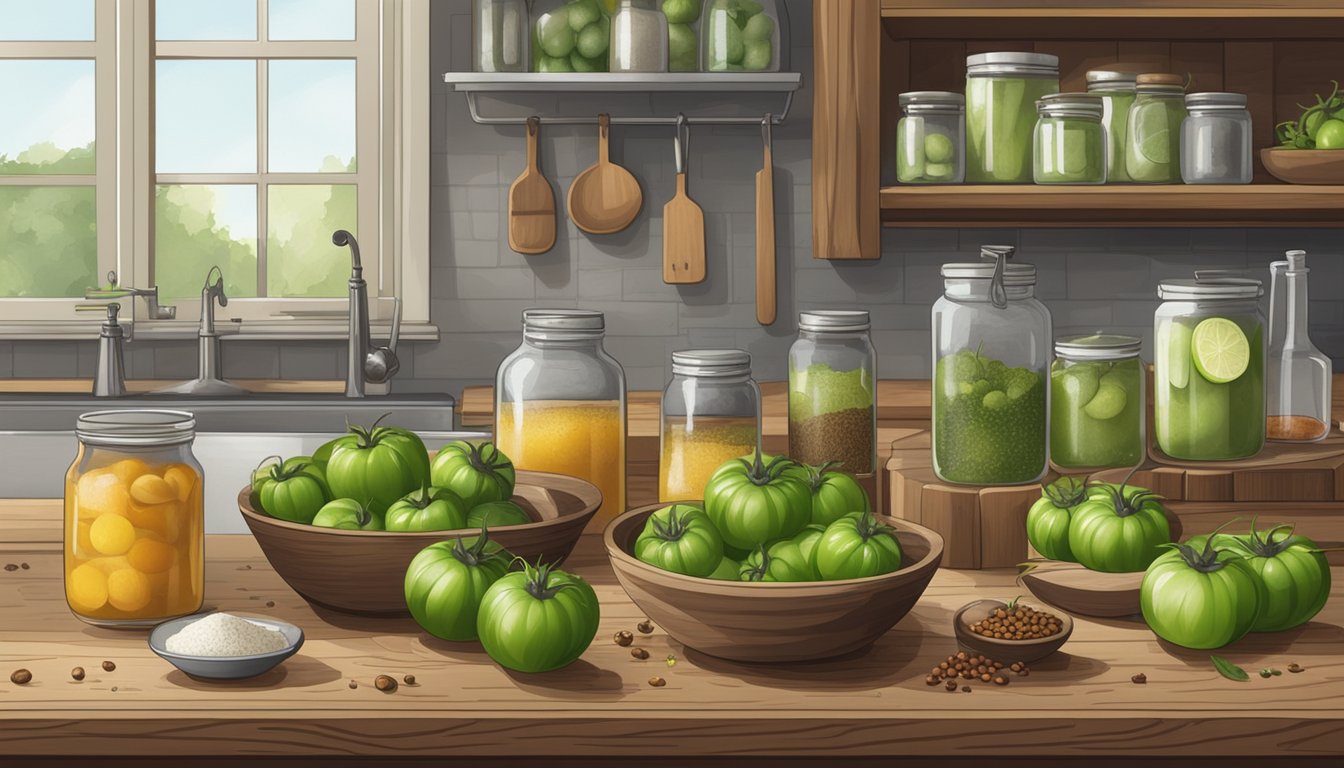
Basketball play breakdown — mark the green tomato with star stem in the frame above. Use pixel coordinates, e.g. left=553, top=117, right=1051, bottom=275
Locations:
left=477, top=560, right=600, bottom=673
left=325, top=414, right=431, bottom=514
left=430, top=440, right=516, bottom=509
left=466, top=500, right=533, bottom=529
left=404, top=529, right=512, bottom=641
left=1068, top=479, right=1172, bottom=573
left=1189, top=519, right=1332, bottom=633
left=1140, top=521, right=1265, bottom=649
left=635, top=503, right=724, bottom=578
left=385, top=484, right=470, bottom=532
left=815, top=512, right=902, bottom=580
left=703, top=449, right=812, bottom=551
left=250, top=455, right=330, bottom=524
left=799, top=462, right=871, bottom=527
left=311, top=498, right=385, bottom=531
left=1026, top=476, right=1089, bottom=563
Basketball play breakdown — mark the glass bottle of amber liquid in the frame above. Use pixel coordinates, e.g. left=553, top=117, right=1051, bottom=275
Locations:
left=65, top=410, right=204, bottom=627
left=495, top=310, right=627, bottom=528
left=660, top=350, right=761, bottom=502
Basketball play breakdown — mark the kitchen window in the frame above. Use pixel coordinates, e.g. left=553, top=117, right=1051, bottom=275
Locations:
left=0, top=0, right=430, bottom=338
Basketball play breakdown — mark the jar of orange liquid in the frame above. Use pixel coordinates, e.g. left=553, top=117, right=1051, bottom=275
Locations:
left=65, top=410, right=204, bottom=627
left=659, top=349, right=760, bottom=502
left=496, top=310, right=626, bottom=529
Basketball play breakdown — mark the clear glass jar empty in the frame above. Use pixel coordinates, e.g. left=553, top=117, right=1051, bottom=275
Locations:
left=1086, top=70, right=1137, bottom=183
left=1181, top=92, right=1253, bottom=184
left=1033, top=93, right=1106, bottom=184
left=897, top=91, right=965, bottom=184
left=474, top=0, right=530, bottom=72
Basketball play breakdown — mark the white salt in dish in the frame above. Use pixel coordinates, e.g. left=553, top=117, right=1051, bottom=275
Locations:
left=149, top=613, right=303, bottom=680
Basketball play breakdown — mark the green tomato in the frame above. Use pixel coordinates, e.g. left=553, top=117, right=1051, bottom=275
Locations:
left=537, top=54, right=575, bottom=73
left=477, top=562, right=600, bottom=673
left=569, top=50, right=605, bottom=72
left=1223, top=521, right=1331, bottom=633
left=741, top=39, right=772, bottom=71
left=661, top=0, right=699, bottom=25
left=254, top=458, right=330, bottom=524
left=1025, top=476, right=1088, bottom=562
left=635, top=503, right=724, bottom=578
left=706, top=556, right=740, bottom=580
left=430, top=441, right=516, bottom=509
left=567, top=0, right=601, bottom=32
left=703, top=450, right=811, bottom=550
left=384, top=485, right=470, bottom=532
left=1068, top=482, right=1172, bottom=573
left=1316, top=118, right=1344, bottom=149
left=742, top=11, right=773, bottom=41
left=815, top=512, right=903, bottom=580
left=667, top=22, right=697, bottom=71
left=325, top=416, right=431, bottom=514
left=311, top=498, right=384, bottom=531
left=537, top=8, right=576, bottom=58
left=466, top=500, right=533, bottom=529
left=739, top=537, right=816, bottom=582
left=799, top=462, right=870, bottom=527
left=1141, top=531, right=1265, bottom=649
left=311, top=437, right=343, bottom=469
left=404, top=532, right=512, bottom=641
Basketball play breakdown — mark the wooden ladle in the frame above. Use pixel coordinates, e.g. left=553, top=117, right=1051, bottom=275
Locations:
left=568, top=113, right=643, bottom=235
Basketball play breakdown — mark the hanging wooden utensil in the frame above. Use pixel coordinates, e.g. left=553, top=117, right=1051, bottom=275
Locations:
left=568, top=113, right=643, bottom=235
left=662, top=114, right=706, bottom=284
left=755, top=114, right=777, bottom=325
left=508, top=116, right=557, bottom=255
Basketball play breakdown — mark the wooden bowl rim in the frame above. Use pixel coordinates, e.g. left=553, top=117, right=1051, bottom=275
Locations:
left=952, top=597, right=1075, bottom=650
left=603, top=501, right=945, bottom=593
left=238, top=469, right=602, bottom=539
left=1259, top=148, right=1344, bottom=159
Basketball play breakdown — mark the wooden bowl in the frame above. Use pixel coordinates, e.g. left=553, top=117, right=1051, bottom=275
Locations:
left=239, top=471, right=601, bottom=615
left=1019, top=560, right=1145, bottom=618
left=1260, top=148, right=1344, bottom=184
left=603, top=503, right=944, bottom=663
left=953, top=598, right=1073, bottom=664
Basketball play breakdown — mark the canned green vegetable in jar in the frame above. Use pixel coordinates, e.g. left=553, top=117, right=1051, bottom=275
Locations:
left=1033, top=93, right=1106, bottom=184
left=966, top=52, right=1060, bottom=184
left=896, top=91, right=965, bottom=184
left=1125, top=73, right=1187, bottom=183
left=1086, top=70, right=1137, bottom=183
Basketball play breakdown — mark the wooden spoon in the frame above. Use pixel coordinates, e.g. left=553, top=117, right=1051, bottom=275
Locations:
left=662, top=115, right=705, bottom=284
left=508, top=116, right=556, bottom=255
left=755, top=115, right=776, bottom=325
left=568, top=113, right=643, bottom=235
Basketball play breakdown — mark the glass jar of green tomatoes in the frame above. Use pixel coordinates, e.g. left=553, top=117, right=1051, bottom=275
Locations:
left=1051, top=335, right=1145, bottom=469
left=1086, top=70, right=1137, bottom=182
left=531, top=0, right=610, bottom=73
left=1125, top=73, right=1187, bottom=183
left=966, top=52, right=1059, bottom=183
left=897, top=91, right=965, bottom=184
left=1033, top=93, right=1106, bottom=184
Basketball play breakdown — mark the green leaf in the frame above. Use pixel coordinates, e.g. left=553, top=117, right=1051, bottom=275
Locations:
left=1211, top=655, right=1250, bottom=682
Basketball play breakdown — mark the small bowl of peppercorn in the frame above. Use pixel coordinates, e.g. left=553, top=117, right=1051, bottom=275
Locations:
left=953, top=597, right=1073, bottom=664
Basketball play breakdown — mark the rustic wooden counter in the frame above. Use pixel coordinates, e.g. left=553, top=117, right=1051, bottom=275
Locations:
left=1, top=499, right=1341, bottom=766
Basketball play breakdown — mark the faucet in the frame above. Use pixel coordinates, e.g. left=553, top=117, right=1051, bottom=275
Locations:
left=154, top=266, right=249, bottom=396
left=77, top=271, right=178, bottom=397
left=333, top=230, right=401, bottom=397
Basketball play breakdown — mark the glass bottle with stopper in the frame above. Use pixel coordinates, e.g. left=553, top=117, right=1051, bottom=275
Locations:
left=1267, top=250, right=1332, bottom=442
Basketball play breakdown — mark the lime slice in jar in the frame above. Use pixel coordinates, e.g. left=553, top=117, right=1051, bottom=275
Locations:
left=1191, top=317, right=1250, bottom=384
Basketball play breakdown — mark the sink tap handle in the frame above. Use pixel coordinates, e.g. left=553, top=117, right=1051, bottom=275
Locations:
left=86, top=270, right=178, bottom=320
left=334, top=229, right=361, bottom=276
left=75, top=301, right=131, bottom=341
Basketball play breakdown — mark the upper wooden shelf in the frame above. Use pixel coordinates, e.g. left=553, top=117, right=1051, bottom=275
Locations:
left=881, top=0, right=1344, bottom=17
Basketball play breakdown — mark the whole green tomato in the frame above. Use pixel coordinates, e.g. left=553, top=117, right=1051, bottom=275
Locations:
left=1141, top=527, right=1265, bottom=649
left=385, top=485, right=470, bottom=532
left=1026, top=476, right=1088, bottom=562
left=739, top=526, right=825, bottom=582
left=404, top=531, right=512, bottom=641
left=1229, top=520, right=1331, bottom=633
left=251, top=456, right=330, bottom=524
left=634, top=503, right=724, bottom=578
left=325, top=415, right=431, bottom=514
left=430, top=441, right=516, bottom=509
left=477, top=561, right=600, bottom=673
left=1068, top=482, right=1172, bottom=573
left=800, top=462, right=870, bottom=527
left=703, top=449, right=811, bottom=550
left=815, top=512, right=903, bottom=580
left=466, top=500, right=533, bottom=529
left=311, top=498, right=384, bottom=531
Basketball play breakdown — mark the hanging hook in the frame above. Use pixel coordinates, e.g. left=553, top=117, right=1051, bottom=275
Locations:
left=762, top=113, right=772, bottom=149
left=526, top=114, right=540, bottom=138
left=674, top=112, right=689, bottom=175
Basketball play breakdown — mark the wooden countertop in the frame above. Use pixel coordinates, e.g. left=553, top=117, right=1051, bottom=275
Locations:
left=2, top=500, right=1342, bottom=765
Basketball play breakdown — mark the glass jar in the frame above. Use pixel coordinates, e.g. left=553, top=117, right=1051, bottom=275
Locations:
left=932, top=246, right=1052, bottom=485
left=1154, top=275, right=1266, bottom=460
left=788, top=311, right=877, bottom=475
left=1033, top=93, right=1106, bottom=185
left=1181, top=92, right=1253, bottom=184
left=531, top=0, right=610, bottom=73
left=1267, top=251, right=1332, bottom=442
left=897, top=91, right=966, bottom=184
left=1125, top=73, right=1187, bottom=183
left=661, top=0, right=701, bottom=72
left=1051, top=335, right=1145, bottom=469
left=65, top=410, right=204, bottom=627
left=474, top=0, right=530, bottom=72
left=1086, top=70, right=1137, bottom=183
left=495, top=309, right=627, bottom=527
left=660, top=349, right=761, bottom=502
left=966, top=52, right=1060, bottom=183
left=702, top=0, right=784, bottom=72
left=611, top=0, right=668, bottom=72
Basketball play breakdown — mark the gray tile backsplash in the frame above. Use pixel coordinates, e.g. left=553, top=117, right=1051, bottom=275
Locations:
left=7, top=0, right=1341, bottom=396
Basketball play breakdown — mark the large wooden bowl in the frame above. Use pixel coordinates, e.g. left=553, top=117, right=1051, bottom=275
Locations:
left=604, top=504, right=944, bottom=663
left=239, top=471, right=601, bottom=615
left=1261, top=148, right=1344, bottom=184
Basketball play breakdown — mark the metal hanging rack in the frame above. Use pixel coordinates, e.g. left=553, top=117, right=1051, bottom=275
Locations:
left=461, top=90, right=794, bottom=126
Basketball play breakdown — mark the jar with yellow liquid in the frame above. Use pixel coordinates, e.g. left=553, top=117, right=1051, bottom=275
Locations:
left=660, top=349, right=760, bottom=502
left=495, top=310, right=626, bottom=527
left=65, top=410, right=204, bottom=627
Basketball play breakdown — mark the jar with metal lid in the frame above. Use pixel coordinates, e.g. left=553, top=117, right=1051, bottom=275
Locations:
left=897, top=91, right=966, bottom=184
left=531, top=0, right=610, bottom=72
left=966, top=52, right=1060, bottom=183
left=1181, top=92, right=1253, bottom=184
left=702, top=0, right=784, bottom=72
left=788, top=311, right=876, bottom=475
left=65, top=410, right=204, bottom=627
left=474, top=0, right=530, bottom=72
left=611, top=0, right=668, bottom=73
left=1125, top=73, right=1187, bottom=183
left=1051, top=335, right=1145, bottom=469
left=933, top=246, right=1052, bottom=485
left=660, top=349, right=761, bottom=502
left=1154, top=274, right=1265, bottom=461
left=1086, top=70, right=1137, bottom=182
left=1033, top=93, right=1107, bottom=185
left=495, top=309, right=627, bottom=526
left=661, top=0, right=702, bottom=72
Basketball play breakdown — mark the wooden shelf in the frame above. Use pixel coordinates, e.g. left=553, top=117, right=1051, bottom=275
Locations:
left=880, top=185, right=1344, bottom=227
left=882, top=0, right=1344, bottom=18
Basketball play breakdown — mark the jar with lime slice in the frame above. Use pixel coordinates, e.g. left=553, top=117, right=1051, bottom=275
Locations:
left=1154, top=275, right=1265, bottom=461
left=897, top=91, right=965, bottom=184
left=1086, top=70, right=1137, bottom=183
left=1051, top=335, right=1144, bottom=469
left=966, top=52, right=1060, bottom=183
left=1033, top=93, right=1107, bottom=184
left=1125, top=73, right=1187, bottom=183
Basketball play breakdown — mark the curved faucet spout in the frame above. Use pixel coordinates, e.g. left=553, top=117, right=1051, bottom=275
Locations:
left=333, top=229, right=362, bottom=274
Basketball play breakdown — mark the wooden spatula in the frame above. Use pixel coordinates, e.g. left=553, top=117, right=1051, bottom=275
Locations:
left=755, top=115, right=776, bottom=325
left=508, top=116, right=556, bottom=255
left=568, top=113, right=643, bottom=235
left=663, top=115, right=706, bottom=284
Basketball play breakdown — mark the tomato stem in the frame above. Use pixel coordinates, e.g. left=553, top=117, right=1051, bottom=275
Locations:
left=452, top=525, right=497, bottom=566
left=520, top=558, right=579, bottom=600
left=1042, top=476, right=1088, bottom=509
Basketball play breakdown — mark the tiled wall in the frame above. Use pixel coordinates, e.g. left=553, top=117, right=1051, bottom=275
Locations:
left=1, top=0, right=1340, bottom=396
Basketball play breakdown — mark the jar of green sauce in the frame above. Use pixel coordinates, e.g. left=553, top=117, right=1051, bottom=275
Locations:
left=966, top=52, right=1060, bottom=184
left=1086, top=70, right=1137, bottom=182
left=1051, top=334, right=1144, bottom=469
left=1154, top=274, right=1265, bottom=461
left=1033, top=93, right=1106, bottom=185
left=897, top=91, right=965, bottom=184
left=1125, top=73, right=1186, bottom=183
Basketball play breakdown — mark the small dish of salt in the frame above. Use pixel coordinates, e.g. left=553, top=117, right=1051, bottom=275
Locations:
left=149, top=612, right=303, bottom=680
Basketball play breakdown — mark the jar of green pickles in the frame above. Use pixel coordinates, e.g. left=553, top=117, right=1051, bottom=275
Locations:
left=966, top=52, right=1060, bottom=184
left=897, top=91, right=965, bottom=184
left=1033, top=93, right=1106, bottom=185
left=1086, top=70, right=1137, bottom=182
left=1051, top=335, right=1145, bottom=469
left=1125, top=73, right=1186, bottom=183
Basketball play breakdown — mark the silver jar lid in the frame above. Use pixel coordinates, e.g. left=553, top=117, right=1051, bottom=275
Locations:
left=966, top=52, right=1059, bottom=77
left=798, top=310, right=871, bottom=333
left=1157, top=276, right=1263, bottom=300
left=1036, top=92, right=1104, bottom=119
left=671, top=349, right=752, bottom=378
left=1085, top=70, right=1138, bottom=91
left=76, top=409, right=196, bottom=447
left=522, top=308, right=605, bottom=340
left=899, top=91, right=965, bottom=114
left=1054, top=334, right=1142, bottom=361
left=1185, top=92, right=1247, bottom=109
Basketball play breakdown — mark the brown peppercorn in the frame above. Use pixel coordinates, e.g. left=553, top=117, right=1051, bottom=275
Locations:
left=979, top=673, right=991, bottom=682
left=993, top=675, right=1009, bottom=686
left=944, top=679, right=958, bottom=691
left=3, top=564, right=16, bottom=572
left=265, top=600, right=275, bottom=608
left=101, top=661, right=115, bottom=672
left=1010, top=662, right=1022, bottom=672
left=374, top=675, right=397, bottom=693
left=637, top=620, right=655, bottom=634
left=613, top=630, right=634, bottom=647
left=403, top=674, right=416, bottom=685
left=1288, top=663, right=1304, bottom=673
left=110, top=686, right=117, bottom=692
left=631, top=647, right=650, bottom=660
left=20, top=563, right=29, bottom=570
left=925, top=675, right=940, bottom=686
left=648, top=676, right=666, bottom=687
left=71, top=667, right=85, bottom=681
left=1017, top=668, right=1030, bottom=677
left=10, top=669, right=31, bottom=685
left=961, top=685, right=972, bottom=693
left=348, top=679, right=358, bottom=689
left=1131, top=673, right=1147, bottom=684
